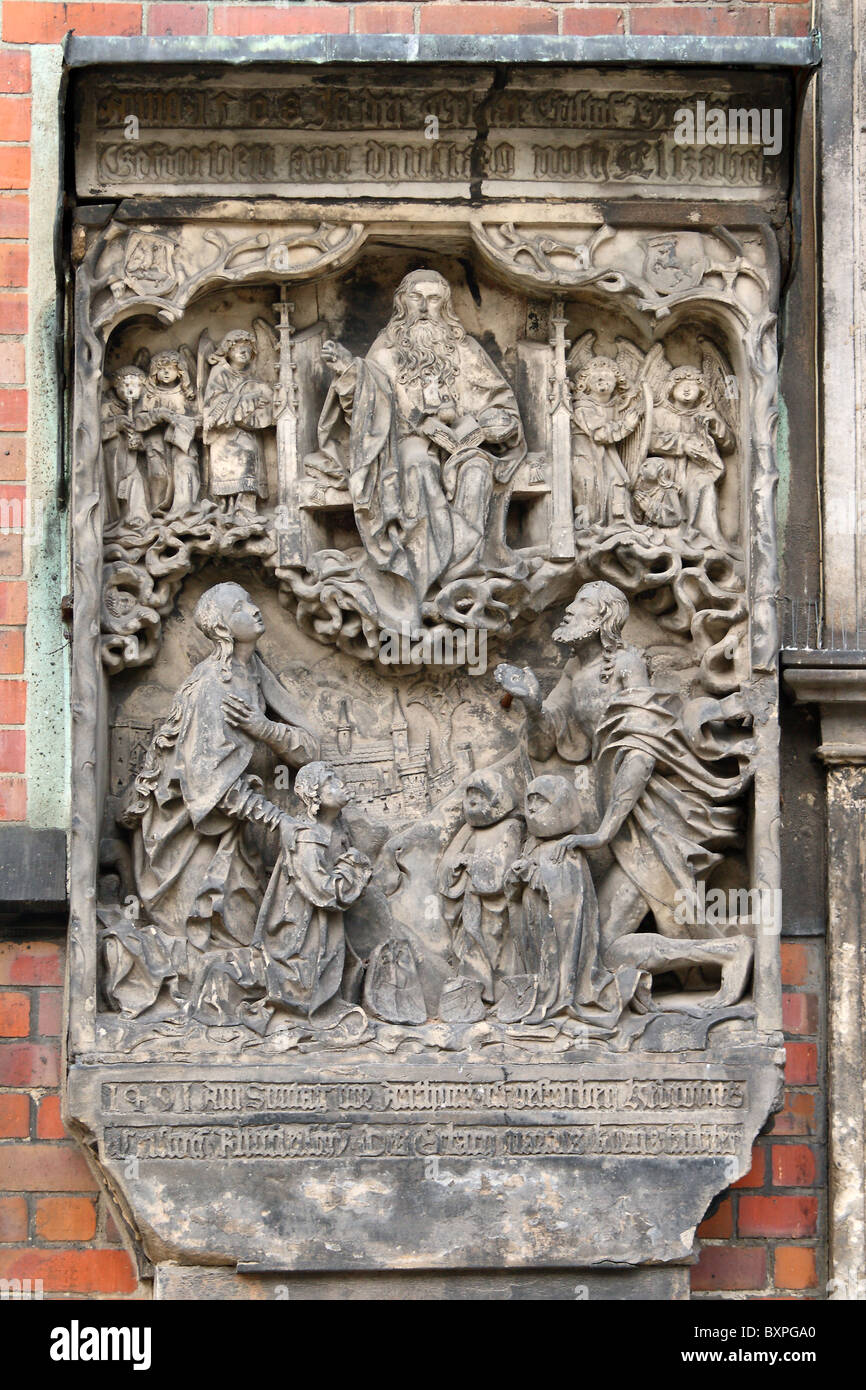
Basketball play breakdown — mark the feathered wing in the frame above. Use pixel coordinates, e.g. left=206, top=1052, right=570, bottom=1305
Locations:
left=196, top=330, right=217, bottom=495
left=641, top=343, right=673, bottom=405
left=566, top=330, right=596, bottom=375
left=614, top=337, right=644, bottom=389
left=133, top=347, right=150, bottom=374
left=698, top=335, right=739, bottom=440
left=196, top=331, right=216, bottom=415
left=179, top=344, right=197, bottom=399
left=253, top=317, right=278, bottom=386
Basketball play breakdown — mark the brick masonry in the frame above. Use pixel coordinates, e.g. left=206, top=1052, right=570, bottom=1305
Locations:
left=692, top=938, right=825, bottom=1298
left=0, top=0, right=822, bottom=1301
left=0, top=936, right=138, bottom=1296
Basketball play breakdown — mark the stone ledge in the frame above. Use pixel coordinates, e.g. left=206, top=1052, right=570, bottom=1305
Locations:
left=0, top=826, right=68, bottom=918
left=63, top=33, right=822, bottom=72
left=783, top=665, right=866, bottom=763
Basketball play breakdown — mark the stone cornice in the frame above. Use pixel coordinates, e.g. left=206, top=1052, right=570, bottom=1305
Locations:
left=783, top=662, right=866, bottom=763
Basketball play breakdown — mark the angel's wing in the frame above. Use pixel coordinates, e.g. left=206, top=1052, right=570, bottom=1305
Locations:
left=179, top=344, right=197, bottom=397
left=566, top=330, right=596, bottom=374
left=698, top=335, right=738, bottom=437
left=253, top=316, right=278, bottom=386
left=133, top=347, right=150, bottom=374
left=614, top=337, right=645, bottom=388
left=641, top=343, right=673, bottom=404
left=196, top=330, right=216, bottom=415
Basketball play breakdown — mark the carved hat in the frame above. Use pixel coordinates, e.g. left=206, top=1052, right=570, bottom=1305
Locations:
left=525, top=775, right=584, bottom=840
left=463, top=769, right=517, bottom=826
left=111, top=363, right=147, bottom=385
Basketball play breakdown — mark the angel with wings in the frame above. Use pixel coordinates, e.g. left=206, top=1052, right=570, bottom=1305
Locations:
left=134, top=346, right=201, bottom=518
left=566, top=334, right=649, bottom=529
left=200, top=324, right=280, bottom=517
left=643, top=339, right=739, bottom=555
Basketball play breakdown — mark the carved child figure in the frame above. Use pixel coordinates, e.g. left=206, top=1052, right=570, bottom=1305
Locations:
left=255, top=762, right=372, bottom=1025
left=631, top=454, right=683, bottom=530
left=202, top=329, right=276, bottom=516
left=139, top=348, right=201, bottom=517
left=101, top=365, right=153, bottom=529
left=502, top=775, right=637, bottom=1029
left=437, top=770, right=523, bottom=1018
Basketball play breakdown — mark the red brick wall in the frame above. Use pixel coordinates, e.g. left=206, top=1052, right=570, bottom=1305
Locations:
left=0, top=938, right=139, bottom=1296
left=692, top=940, right=825, bottom=1297
left=0, top=0, right=822, bottom=1301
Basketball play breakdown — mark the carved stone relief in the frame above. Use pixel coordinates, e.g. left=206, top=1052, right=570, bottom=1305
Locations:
left=66, top=66, right=787, bottom=1279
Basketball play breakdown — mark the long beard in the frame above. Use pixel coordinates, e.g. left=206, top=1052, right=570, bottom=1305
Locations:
left=553, top=618, right=602, bottom=646
left=392, top=317, right=459, bottom=389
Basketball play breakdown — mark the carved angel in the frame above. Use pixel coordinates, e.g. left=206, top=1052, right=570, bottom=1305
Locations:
left=199, top=321, right=280, bottom=517
left=643, top=339, right=739, bottom=555
left=136, top=346, right=201, bottom=517
left=100, top=363, right=153, bottom=529
left=566, top=333, right=650, bottom=528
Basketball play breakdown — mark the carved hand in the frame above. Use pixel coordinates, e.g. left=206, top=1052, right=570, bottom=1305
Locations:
left=321, top=340, right=353, bottom=373
left=222, top=695, right=272, bottom=741
left=494, top=663, right=542, bottom=708
left=552, top=832, right=604, bottom=863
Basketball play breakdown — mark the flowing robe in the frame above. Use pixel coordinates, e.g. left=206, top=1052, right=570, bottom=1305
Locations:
left=437, top=816, right=523, bottom=1002
left=515, top=838, right=601, bottom=1023
left=101, top=396, right=152, bottom=527
left=255, top=822, right=370, bottom=1020
left=535, top=670, right=750, bottom=938
left=203, top=361, right=273, bottom=499
left=570, top=397, right=639, bottom=527
left=125, top=653, right=317, bottom=956
left=649, top=399, right=732, bottom=546
left=308, top=331, right=525, bottom=623
left=138, top=380, right=201, bottom=515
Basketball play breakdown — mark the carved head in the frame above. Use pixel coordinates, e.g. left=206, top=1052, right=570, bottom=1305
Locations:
left=462, top=770, right=517, bottom=828
left=391, top=269, right=462, bottom=329
left=193, top=582, right=265, bottom=676
left=211, top=330, right=256, bottom=371
left=524, top=776, right=584, bottom=840
left=295, top=762, right=351, bottom=818
left=385, top=271, right=465, bottom=389
left=149, top=349, right=195, bottom=399
left=573, top=356, right=625, bottom=404
left=666, top=366, right=707, bottom=408
left=552, top=581, right=629, bottom=660
left=112, top=365, right=146, bottom=406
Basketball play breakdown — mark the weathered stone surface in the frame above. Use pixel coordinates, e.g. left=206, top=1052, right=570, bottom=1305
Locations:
left=154, top=1263, right=690, bottom=1300
left=70, top=1051, right=782, bottom=1271
left=65, top=62, right=792, bottom=1287
left=73, top=66, right=791, bottom=203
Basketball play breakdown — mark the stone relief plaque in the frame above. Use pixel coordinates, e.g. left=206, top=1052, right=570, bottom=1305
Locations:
left=67, top=65, right=788, bottom=1279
